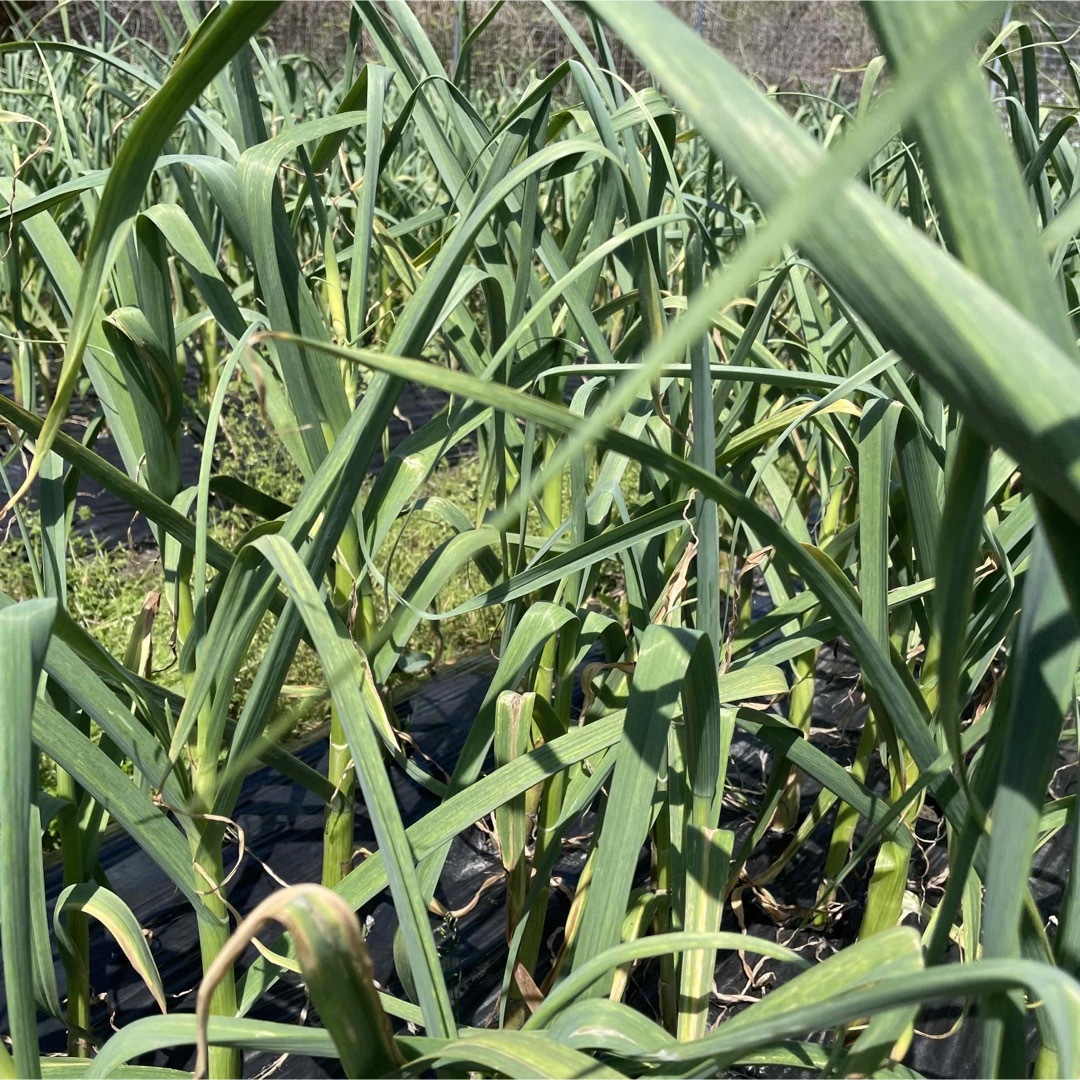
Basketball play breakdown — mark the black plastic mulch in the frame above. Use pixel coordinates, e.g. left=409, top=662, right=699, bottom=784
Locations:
left=5, top=642, right=1072, bottom=1079
left=28, top=658, right=496, bottom=1077
left=2, top=366, right=1075, bottom=1077
left=0, top=372, right=456, bottom=546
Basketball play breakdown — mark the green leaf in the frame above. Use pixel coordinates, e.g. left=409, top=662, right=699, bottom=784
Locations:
left=571, top=626, right=713, bottom=982
left=644, top=955, right=1080, bottom=1075
left=86, top=1016, right=337, bottom=1080
left=398, top=1030, right=623, bottom=1078
left=272, top=336, right=964, bottom=837
left=32, top=694, right=209, bottom=921
left=248, top=536, right=456, bottom=1038
left=42, top=1061, right=188, bottom=1079
left=981, top=526, right=1080, bottom=1070
left=54, top=884, right=166, bottom=1015
left=528, top=930, right=809, bottom=1030
left=547, top=997, right=674, bottom=1056
left=0, top=599, right=57, bottom=1079
left=238, top=712, right=626, bottom=1013
left=678, top=826, right=733, bottom=1041
left=4, top=1, right=281, bottom=511
left=586, top=0, right=1080, bottom=529
left=195, top=885, right=400, bottom=1079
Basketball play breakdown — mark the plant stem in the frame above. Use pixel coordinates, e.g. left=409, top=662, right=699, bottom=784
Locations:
left=775, top=649, right=815, bottom=831
left=202, top=319, right=219, bottom=408
left=322, top=704, right=357, bottom=888
left=56, top=764, right=90, bottom=1058
left=816, top=715, right=876, bottom=924
left=652, top=793, right=678, bottom=1031
left=191, top=822, right=240, bottom=1080
left=323, top=557, right=365, bottom=888
left=183, top=570, right=239, bottom=1080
